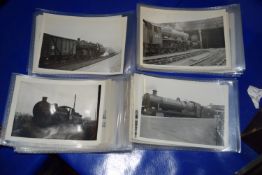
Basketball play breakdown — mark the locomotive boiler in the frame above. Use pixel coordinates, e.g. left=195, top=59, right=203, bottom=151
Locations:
left=32, top=95, right=82, bottom=127
left=142, top=90, right=217, bottom=118
left=143, top=20, right=190, bottom=56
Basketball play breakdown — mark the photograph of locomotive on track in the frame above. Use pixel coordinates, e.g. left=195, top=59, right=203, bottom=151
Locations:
left=143, top=17, right=226, bottom=66
left=32, top=13, right=127, bottom=74
left=133, top=74, right=229, bottom=148
left=5, top=76, right=104, bottom=144
left=140, top=90, right=225, bottom=146
left=39, top=33, right=118, bottom=71
left=139, top=6, right=231, bottom=71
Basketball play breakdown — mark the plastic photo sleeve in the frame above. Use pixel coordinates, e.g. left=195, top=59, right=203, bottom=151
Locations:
left=130, top=74, right=240, bottom=151
left=137, top=4, right=245, bottom=75
left=0, top=74, right=131, bottom=153
left=29, top=11, right=127, bottom=75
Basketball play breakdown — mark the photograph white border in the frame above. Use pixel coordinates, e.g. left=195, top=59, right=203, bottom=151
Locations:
left=132, top=74, right=229, bottom=149
left=138, top=5, right=232, bottom=72
left=4, top=75, right=106, bottom=147
left=31, top=13, right=127, bottom=75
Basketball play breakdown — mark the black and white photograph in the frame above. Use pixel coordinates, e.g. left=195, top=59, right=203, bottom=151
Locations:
left=133, top=75, right=229, bottom=148
left=32, top=13, right=127, bottom=75
left=139, top=6, right=232, bottom=72
left=4, top=76, right=105, bottom=146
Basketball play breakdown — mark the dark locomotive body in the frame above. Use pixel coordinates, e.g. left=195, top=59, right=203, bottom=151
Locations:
left=142, top=90, right=219, bottom=118
left=32, top=97, right=82, bottom=127
left=143, top=20, right=190, bottom=57
left=39, top=33, right=105, bottom=68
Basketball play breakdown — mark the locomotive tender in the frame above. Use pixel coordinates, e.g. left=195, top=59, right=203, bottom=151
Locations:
left=143, top=20, right=190, bottom=56
left=39, top=33, right=105, bottom=68
left=142, top=90, right=219, bottom=118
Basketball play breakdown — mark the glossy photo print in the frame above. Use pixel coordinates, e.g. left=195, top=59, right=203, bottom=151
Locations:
left=132, top=74, right=229, bottom=149
left=138, top=5, right=232, bottom=72
left=4, top=75, right=105, bottom=147
left=31, top=13, right=127, bottom=75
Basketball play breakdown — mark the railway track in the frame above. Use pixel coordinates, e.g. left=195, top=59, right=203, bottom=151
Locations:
left=144, top=50, right=209, bottom=65
left=44, top=53, right=118, bottom=71
left=144, top=48, right=226, bottom=66
left=190, top=49, right=226, bottom=66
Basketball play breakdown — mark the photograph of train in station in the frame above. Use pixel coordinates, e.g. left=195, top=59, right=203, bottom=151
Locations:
left=139, top=6, right=231, bottom=72
left=133, top=75, right=229, bottom=148
left=4, top=76, right=105, bottom=146
left=32, top=13, right=127, bottom=74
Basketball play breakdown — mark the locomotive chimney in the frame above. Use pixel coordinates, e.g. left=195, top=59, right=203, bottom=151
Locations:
left=152, top=90, right=157, bottom=96
left=73, top=94, right=76, bottom=110
left=42, top=97, right=47, bottom=102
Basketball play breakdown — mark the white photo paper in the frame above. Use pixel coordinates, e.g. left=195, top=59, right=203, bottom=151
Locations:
left=31, top=13, right=127, bottom=75
left=138, top=5, right=233, bottom=73
left=131, top=74, right=229, bottom=149
left=3, top=75, right=106, bottom=147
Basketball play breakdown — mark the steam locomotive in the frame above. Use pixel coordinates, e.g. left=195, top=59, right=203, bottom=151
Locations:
left=143, top=20, right=191, bottom=56
left=32, top=96, right=82, bottom=127
left=142, top=90, right=219, bottom=118
left=39, top=33, right=105, bottom=68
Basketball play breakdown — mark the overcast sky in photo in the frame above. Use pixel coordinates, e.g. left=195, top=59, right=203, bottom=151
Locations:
left=144, top=76, right=228, bottom=106
left=43, top=13, right=126, bottom=51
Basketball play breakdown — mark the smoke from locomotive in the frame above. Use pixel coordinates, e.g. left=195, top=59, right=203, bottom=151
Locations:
left=142, top=90, right=223, bottom=118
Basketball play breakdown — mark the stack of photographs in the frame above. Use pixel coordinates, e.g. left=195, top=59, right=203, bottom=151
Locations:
left=130, top=74, right=240, bottom=151
left=1, top=75, right=131, bottom=152
left=1, top=4, right=243, bottom=153
left=30, top=12, right=127, bottom=75
left=137, top=5, right=245, bottom=74
left=1, top=11, right=131, bottom=152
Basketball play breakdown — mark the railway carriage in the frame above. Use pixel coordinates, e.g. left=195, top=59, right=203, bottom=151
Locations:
left=40, top=33, right=77, bottom=67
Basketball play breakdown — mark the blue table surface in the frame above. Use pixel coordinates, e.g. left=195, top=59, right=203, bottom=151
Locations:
left=0, top=0, right=261, bottom=174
